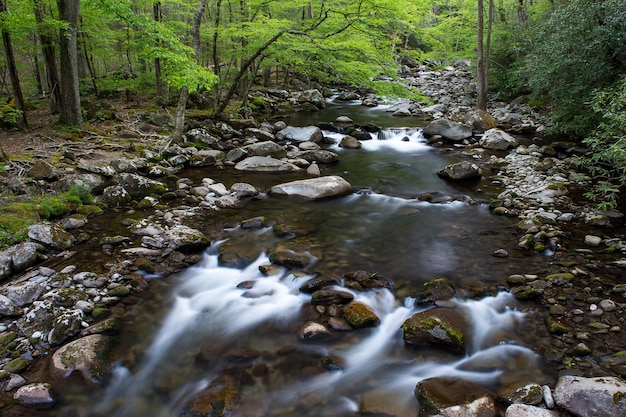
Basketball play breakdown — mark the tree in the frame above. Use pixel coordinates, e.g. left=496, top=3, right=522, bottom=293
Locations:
left=477, top=0, right=494, bottom=111
left=34, top=0, right=62, bottom=114
left=0, top=0, right=28, bottom=129
left=57, top=0, right=83, bottom=127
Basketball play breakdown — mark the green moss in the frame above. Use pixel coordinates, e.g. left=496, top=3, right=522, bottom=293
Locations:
left=612, top=351, right=626, bottom=357
left=534, top=243, right=546, bottom=252
left=420, top=317, right=465, bottom=349
left=92, top=308, right=110, bottom=320
left=4, top=357, right=29, bottom=373
left=547, top=320, right=569, bottom=335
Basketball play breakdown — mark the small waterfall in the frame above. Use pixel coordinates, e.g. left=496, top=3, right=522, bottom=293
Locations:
left=326, top=127, right=429, bottom=152
left=95, top=247, right=544, bottom=417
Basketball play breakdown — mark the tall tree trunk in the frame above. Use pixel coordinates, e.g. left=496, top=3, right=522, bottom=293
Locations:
left=57, top=0, right=83, bottom=127
left=476, top=0, right=487, bottom=111
left=33, top=36, right=44, bottom=96
left=0, top=0, right=28, bottom=130
left=34, top=0, right=61, bottom=114
left=168, top=0, right=207, bottom=143
left=79, top=20, right=98, bottom=96
left=154, top=2, right=163, bottom=98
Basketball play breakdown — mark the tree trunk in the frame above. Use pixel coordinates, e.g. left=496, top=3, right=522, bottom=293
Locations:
left=168, top=0, right=207, bottom=143
left=0, top=0, right=28, bottom=130
left=154, top=2, right=163, bottom=98
left=476, top=0, right=487, bottom=111
left=57, top=0, right=83, bottom=127
left=34, top=0, right=61, bottom=114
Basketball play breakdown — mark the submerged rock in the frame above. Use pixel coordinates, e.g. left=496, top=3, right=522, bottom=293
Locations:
left=52, top=334, right=113, bottom=382
left=414, top=377, right=497, bottom=417
left=402, top=307, right=467, bottom=353
left=270, top=176, right=353, bottom=199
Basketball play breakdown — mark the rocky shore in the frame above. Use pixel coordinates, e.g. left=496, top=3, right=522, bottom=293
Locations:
left=0, top=60, right=625, bottom=416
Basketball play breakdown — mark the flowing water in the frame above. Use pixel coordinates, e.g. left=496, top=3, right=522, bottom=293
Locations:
left=41, top=100, right=554, bottom=416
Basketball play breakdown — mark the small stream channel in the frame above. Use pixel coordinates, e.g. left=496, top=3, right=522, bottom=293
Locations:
left=37, top=99, right=557, bottom=416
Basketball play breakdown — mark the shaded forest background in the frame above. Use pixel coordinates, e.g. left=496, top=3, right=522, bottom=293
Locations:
left=1, top=0, right=625, bottom=207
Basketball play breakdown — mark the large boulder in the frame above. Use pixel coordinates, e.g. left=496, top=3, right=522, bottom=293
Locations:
left=437, top=161, right=482, bottom=181
left=189, top=150, right=225, bottom=167
left=244, top=141, right=287, bottom=158
left=553, top=375, right=626, bottom=417
left=276, top=126, right=324, bottom=143
left=52, top=334, right=113, bottom=382
left=164, top=225, right=210, bottom=252
left=297, top=89, right=326, bottom=109
left=479, top=128, right=519, bottom=150
left=414, top=377, right=497, bottom=417
left=235, top=156, right=300, bottom=172
left=402, top=307, right=467, bottom=353
left=270, top=176, right=353, bottom=199
left=28, top=222, right=76, bottom=250
left=112, top=173, right=166, bottom=198
left=27, top=160, right=58, bottom=181
left=424, top=119, right=472, bottom=142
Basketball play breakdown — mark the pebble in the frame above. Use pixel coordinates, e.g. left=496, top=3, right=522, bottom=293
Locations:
left=599, top=299, right=617, bottom=312
left=542, top=385, right=555, bottom=409
left=584, top=235, right=602, bottom=246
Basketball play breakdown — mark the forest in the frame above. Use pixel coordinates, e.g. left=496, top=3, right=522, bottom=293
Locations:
left=1, top=0, right=625, bottom=207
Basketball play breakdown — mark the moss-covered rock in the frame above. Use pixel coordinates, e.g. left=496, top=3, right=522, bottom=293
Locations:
left=343, top=301, right=380, bottom=329
left=402, top=308, right=467, bottom=353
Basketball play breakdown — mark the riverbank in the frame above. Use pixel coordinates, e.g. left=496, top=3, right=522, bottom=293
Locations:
left=0, top=61, right=625, bottom=416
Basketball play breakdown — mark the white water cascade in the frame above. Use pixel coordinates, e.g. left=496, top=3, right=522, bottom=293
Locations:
left=94, top=243, right=545, bottom=417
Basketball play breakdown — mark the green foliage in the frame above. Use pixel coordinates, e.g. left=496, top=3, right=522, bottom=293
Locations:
left=0, top=103, right=23, bottom=129
left=572, top=76, right=626, bottom=210
left=522, top=0, right=626, bottom=135
left=0, top=201, right=37, bottom=249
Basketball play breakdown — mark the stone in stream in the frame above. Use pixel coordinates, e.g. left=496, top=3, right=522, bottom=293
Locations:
left=402, top=307, right=467, bottom=353
left=13, top=382, right=56, bottom=408
left=479, top=128, right=519, bottom=150
left=423, top=119, right=473, bottom=142
left=276, top=125, right=324, bottom=143
left=414, top=377, right=497, bottom=417
left=504, top=404, right=560, bottom=417
left=342, top=301, right=380, bottom=328
left=270, top=176, right=353, bottom=199
left=28, top=222, right=76, bottom=250
left=235, top=156, right=300, bottom=172
left=437, top=160, right=482, bottom=181
left=112, top=173, right=166, bottom=198
left=553, top=375, right=626, bottom=417
left=52, top=334, right=113, bottom=382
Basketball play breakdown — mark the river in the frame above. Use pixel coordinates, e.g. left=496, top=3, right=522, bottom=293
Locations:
left=39, top=99, right=553, bottom=417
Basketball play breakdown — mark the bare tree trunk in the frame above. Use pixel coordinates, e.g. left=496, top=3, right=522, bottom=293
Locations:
left=57, top=0, right=83, bottom=127
left=0, top=0, right=28, bottom=130
left=34, top=0, right=61, bottom=113
left=168, top=0, right=207, bottom=143
left=32, top=35, right=44, bottom=96
left=154, top=2, right=163, bottom=98
left=477, top=0, right=487, bottom=111
left=79, top=20, right=98, bottom=95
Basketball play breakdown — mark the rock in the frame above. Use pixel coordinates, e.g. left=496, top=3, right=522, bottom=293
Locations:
left=311, top=289, right=354, bottom=306
left=13, top=383, right=55, bottom=407
left=48, top=309, right=85, bottom=345
left=0, top=252, right=12, bottom=280
left=52, top=334, right=113, bottom=381
left=402, top=308, right=466, bottom=352
left=6, top=281, right=46, bottom=306
left=415, top=277, right=456, bottom=303
left=270, top=176, right=353, bottom=199
left=245, top=141, right=287, bottom=158
left=414, top=377, right=497, bottom=417
left=343, top=301, right=380, bottom=328
left=497, top=382, right=543, bottom=405
left=4, top=242, right=39, bottom=272
left=4, top=357, right=29, bottom=373
left=423, top=119, right=473, bottom=142
left=0, top=294, right=21, bottom=316
left=77, top=160, right=116, bottom=177
left=189, top=150, right=225, bottom=167
left=479, top=128, right=518, bottom=150
left=297, top=89, right=326, bottom=109
left=467, top=109, right=498, bottom=131
left=28, top=222, right=76, bottom=250
left=112, top=173, right=166, bottom=198
left=299, top=276, right=341, bottom=293
left=164, top=225, right=209, bottom=252
left=297, top=149, right=339, bottom=164
left=437, top=161, right=482, bottom=181
left=230, top=182, right=258, bottom=198
left=235, top=156, right=300, bottom=172
left=504, top=404, right=560, bottom=417
left=101, top=185, right=132, bottom=205
left=339, top=136, right=362, bottom=149
left=298, top=321, right=330, bottom=339
left=553, top=375, right=626, bottom=417
left=584, top=235, right=602, bottom=246
left=27, top=160, right=58, bottom=181
left=276, top=126, right=324, bottom=143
